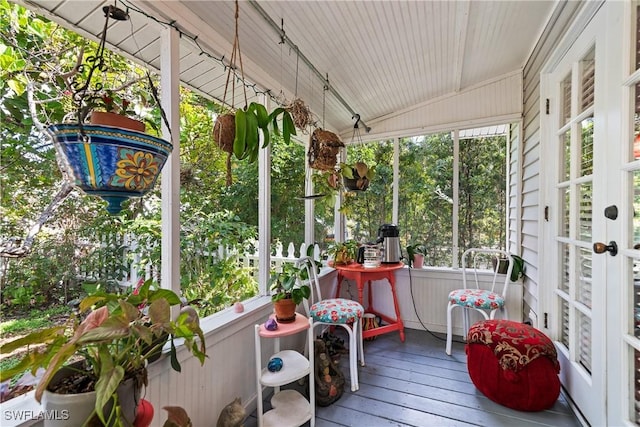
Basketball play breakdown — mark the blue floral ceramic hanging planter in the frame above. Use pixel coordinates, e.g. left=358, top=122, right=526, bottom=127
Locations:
left=46, top=5, right=173, bottom=215
left=49, top=123, right=172, bottom=214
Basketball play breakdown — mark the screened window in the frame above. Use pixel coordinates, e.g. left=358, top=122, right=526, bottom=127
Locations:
left=398, top=126, right=509, bottom=267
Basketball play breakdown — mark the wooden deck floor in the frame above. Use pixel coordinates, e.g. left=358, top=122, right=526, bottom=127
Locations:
left=247, top=328, right=581, bottom=427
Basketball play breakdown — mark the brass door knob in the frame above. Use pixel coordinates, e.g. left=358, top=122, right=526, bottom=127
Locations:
left=593, top=241, right=618, bottom=256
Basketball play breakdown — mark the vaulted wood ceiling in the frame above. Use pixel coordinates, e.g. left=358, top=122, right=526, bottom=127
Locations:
left=16, top=0, right=556, bottom=139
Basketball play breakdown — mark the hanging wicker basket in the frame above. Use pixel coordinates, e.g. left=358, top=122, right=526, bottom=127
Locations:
left=308, top=128, right=344, bottom=171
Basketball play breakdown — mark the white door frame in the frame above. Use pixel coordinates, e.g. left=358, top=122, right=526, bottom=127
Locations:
left=540, top=2, right=630, bottom=425
left=540, top=6, right=607, bottom=426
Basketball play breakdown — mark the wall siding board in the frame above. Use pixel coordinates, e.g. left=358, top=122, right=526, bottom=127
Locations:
left=520, top=1, right=586, bottom=323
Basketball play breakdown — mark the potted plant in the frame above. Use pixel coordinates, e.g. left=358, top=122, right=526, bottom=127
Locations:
left=308, top=128, right=344, bottom=171
left=491, top=254, right=526, bottom=282
left=341, top=162, right=375, bottom=191
left=315, top=162, right=375, bottom=194
left=86, top=89, right=148, bottom=133
left=42, top=5, right=173, bottom=215
left=406, top=243, right=427, bottom=268
left=0, top=280, right=207, bottom=426
left=213, top=102, right=297, bottom=185
left=327, top=240, right=360, bottom=265
left=269, top=263, right=311, bottom=323
left=510, top=255, right=526, bottom=282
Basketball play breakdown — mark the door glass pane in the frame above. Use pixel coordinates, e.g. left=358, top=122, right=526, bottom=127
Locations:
left=580, top=118, right=594, bottom=176
left=562, top=130, right=571, bottom=181
left=578, top=311, right=592, bottom=374
left=634, top=171, right=640, bottom=247
left=634, top=254, right=640, bottom=338
left=560, top=298, right=570, bottom=348
left=580, top=48, right=595, bottom=112
left=579, top=182, right=593, bottom=241
left=635, top=349, right=640, bottom=423
left=634, top=83, right=640, bottom=161
left=562, top=73, right=572, bottom=125
left=578, top=247, right=592, bottom=308
left=561, top=243, right=570, bottom=293
left=562, top=187, right=570, bottom=237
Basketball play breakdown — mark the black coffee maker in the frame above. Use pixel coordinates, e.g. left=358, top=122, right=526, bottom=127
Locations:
left=376, top=224, right=401, bottom=263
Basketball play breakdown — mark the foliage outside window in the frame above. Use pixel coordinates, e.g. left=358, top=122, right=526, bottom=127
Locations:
left=399, top=131, right=508, bottom=267
left=399, top=133, right=454, bottom=266
left=0, top=4, right=263, bottom=319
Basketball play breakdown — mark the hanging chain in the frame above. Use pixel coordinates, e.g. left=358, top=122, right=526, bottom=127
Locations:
left=70, top=5, right=115, bottom=137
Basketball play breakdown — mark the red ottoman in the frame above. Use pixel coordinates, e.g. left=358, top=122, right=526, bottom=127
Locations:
left=466, top=320, right=560, bottom=411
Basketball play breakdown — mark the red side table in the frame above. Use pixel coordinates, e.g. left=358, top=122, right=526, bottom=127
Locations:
left=331, top=262, right=405, bottom=342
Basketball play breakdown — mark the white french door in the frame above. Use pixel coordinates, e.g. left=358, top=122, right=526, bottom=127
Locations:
left=542, top=2, right=638, bottom=425
left=620, top=1, right=640, bottom=425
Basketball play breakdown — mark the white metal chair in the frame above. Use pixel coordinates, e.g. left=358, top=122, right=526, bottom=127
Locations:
left=297, top=256, right=365, bottom=391
left=445, top=248, right=515, bottom=355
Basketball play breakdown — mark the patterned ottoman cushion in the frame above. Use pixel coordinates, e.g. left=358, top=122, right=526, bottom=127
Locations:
left=466, top=319, right=561, bottom=411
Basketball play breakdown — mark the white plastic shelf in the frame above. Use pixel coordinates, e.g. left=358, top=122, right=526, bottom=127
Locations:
left=254, top=315, right=315, bottom=427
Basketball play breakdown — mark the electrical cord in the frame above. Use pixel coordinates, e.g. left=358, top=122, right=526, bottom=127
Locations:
left=408, top=265, right=466, bottom=345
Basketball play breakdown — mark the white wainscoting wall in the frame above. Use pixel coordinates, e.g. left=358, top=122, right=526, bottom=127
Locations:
left=4, top=266, right=523, bottom=427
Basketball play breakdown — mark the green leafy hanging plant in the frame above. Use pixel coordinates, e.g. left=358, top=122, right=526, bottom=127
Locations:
left=232, top=102, right=296, bottom=163
left=212, top=0, right=296, bottom=184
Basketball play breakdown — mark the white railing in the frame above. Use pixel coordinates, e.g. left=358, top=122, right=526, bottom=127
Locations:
left=75, top=235, right=322, bottom=287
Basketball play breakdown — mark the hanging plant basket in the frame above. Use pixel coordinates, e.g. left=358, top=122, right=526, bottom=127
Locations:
left=308, top=128, right=344, bottom=171
left=48, top=123, right=173, bottom=214
left=213, top=112, right=236, bottom=154
left=342, top=162, right=373, bottom=192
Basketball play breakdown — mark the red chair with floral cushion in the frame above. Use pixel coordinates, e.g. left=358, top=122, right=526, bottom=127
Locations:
left=446, top=248, right=515, bottom=355
left=466, top=319, right=561, bottom=411
left=297, top=256, right=365, bottom=392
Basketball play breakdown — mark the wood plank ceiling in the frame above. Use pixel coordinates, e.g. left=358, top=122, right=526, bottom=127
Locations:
left=15, top=0, right=555, bottom=140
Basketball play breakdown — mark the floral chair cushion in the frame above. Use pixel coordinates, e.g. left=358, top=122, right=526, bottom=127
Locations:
left=310, top=298, right=364, bottom=324
left=448, top=288, right=504, bottom=310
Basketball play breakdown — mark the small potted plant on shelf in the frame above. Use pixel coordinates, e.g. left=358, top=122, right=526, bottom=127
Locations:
left=0, top=280, right=207, bottom=426
left=269, top=263, right=311, bottom=323
left=406, top=243, right=427, bottom=268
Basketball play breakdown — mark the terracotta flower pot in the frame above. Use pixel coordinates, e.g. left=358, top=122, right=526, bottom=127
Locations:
left=273, top=298, right=297, bottom=323
left=91, top=111, right=146, bottom=133
left=412, top=254, right=424, bottom=269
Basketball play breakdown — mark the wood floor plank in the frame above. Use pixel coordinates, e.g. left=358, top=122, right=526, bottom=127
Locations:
left=249, top=327, right=581, bottom=427
left=324, top=392, right=475, bottom=427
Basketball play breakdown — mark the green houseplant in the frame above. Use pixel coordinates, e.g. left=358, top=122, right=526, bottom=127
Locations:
left=492, top=253, right=526, bottom=282
left=0, top=281, right=207, bottom=425
left=213, top=102, right=297, bottom=184
left=269, top=263, right=311, bottom=322
left=340, top=162, right=375, bottom=191
left=406, top=243, right=427, bottom=268
left=327, top=239, right=360, bottom=265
